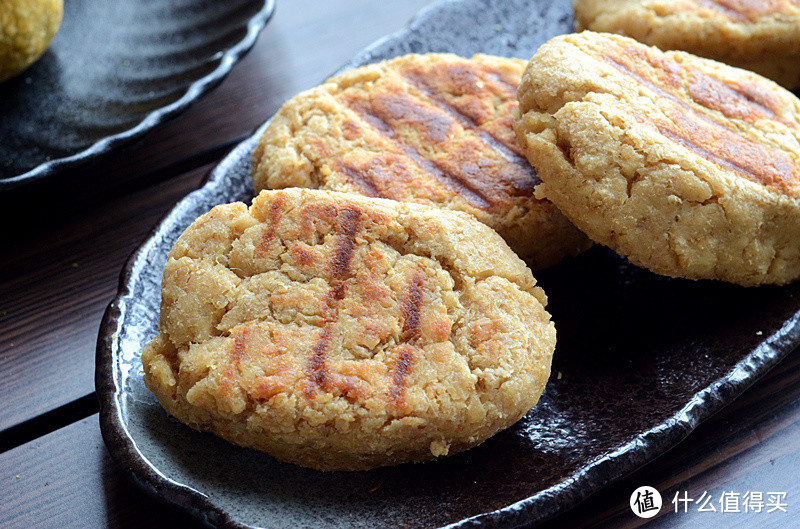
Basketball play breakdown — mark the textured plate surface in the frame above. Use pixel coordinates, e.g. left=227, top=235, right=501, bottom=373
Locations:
left=97, top=0, right=800, bottom=527
left=0, top=0, right=275, bottom=190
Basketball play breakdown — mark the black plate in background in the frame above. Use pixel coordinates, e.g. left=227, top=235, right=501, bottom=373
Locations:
left=0, top=0, right=275, bottom=191
left=97, top=0, right=800, bottom=527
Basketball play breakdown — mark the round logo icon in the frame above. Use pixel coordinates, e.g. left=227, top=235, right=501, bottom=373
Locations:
left=630, top=486, right=662, bottom=518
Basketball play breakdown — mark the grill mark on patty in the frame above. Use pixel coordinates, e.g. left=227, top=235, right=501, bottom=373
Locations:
left=342, top=95, right=494, bottom=208
left=371, top=90, right=454, bottom=143
left=220, top=327, right=251, bottom=394
left=328, top=206, right=362, bottom=280
left=388, top=345, right=416, bottom=408
left=482, top=67, right=522, bottom=96
left=605, top=46, right=780, bottom=121
left=660, top=107, right=797, bottom=187
left=399, top=144, right=494, bottom=209
left=256, top=194, right=286, bottom=257
left=601, top=48, right=798, bottom=188
left=401, top=69, right=541, bottom=187
left=401, top=271, right=426, bottom=342
left=322, top=282, right=349, bottom=320
left=687, top=69, right=783, bottom=122
left=422, top=61, right=520, bottom=98
left=307, top=323, right=335, bottom=389
left=696, top=0, right=789, bottom=20
left=475, top=130, right=541, bottom=186
left=305, top=205, right=364, bottom=396
left=389, top=271, right=427, bottom=407
left=333, top=159, right=384, bottom=197
left=402, top=70, right=480, bottom=126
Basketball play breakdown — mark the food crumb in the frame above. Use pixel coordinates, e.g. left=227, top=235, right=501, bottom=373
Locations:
left=756, top=331, right=763, bottom=336
left=494, top=24, right=502, bottom=31
left=557, top=371, right=562, bottom=380
left=72, top=262, right=79, bottom=268
left=430, top=439, right=450, bottom=457
left=15, top=475, right=20, bottom=479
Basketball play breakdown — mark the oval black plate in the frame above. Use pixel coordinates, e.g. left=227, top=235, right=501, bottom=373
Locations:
left=97, top=0, right=800, bottom=527
left=0, top=0, right=275, bottom=190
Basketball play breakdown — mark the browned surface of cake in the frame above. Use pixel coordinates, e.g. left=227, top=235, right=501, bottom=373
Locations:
left=599, top=36, right=800, bottom=191
left=693, top=0, right=800, bottom=22
left=252, top=53, right=590, bottom=269
left=515, top=32, right=800, bottom=285
left=574, top=0, right=800, bottom=88
left=142, top=188, right=556, bottom=470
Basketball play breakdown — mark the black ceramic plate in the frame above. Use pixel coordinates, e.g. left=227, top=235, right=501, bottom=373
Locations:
left=0, top=0, right=275, bottom=190
left=96, top=0, right=800, bottom=527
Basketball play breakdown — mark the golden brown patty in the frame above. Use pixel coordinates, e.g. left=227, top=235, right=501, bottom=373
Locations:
left=252, top=53, right=590, bottom=270
left=574, top=0, right=800, bottom=88
left=142, top=188, right=556, bottom=470
left=515, top=32, right=800, bottom=286
left=0, top=0, right=63, bottom=82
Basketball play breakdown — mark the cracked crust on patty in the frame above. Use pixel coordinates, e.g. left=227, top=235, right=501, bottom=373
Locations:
left=573, top=0, right=800, bottom=89
left=252, top=53, right=590, bottom=270
left=142, top=188, right=555, bottom=471
left=514, top=32, right=800, bottom=286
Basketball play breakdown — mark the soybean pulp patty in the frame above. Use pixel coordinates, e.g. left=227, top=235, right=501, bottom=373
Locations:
left=573, top=0, right=800, bottom=89
left=515, top=32, right=800, bottom=286
left=252, top=53, right=591, bottom=270
left=142, top=188, right=556, bottom=470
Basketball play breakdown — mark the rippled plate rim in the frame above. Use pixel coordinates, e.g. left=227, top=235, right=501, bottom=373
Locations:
left=96, top=0, right=800, bottom=526
left=0, top=0, right=276, bottom=191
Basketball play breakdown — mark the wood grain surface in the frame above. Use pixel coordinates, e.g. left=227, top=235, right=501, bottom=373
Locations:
left=1, top=1, right=799, bottom=528
left=0, top=165, right=208, bottom=434
left=0, top=0, right=431, bottom=433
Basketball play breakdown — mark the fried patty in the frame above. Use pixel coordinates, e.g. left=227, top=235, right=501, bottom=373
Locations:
left=574, top=0, right=800, bottom=88
left=252, top=53, right=590, bottom=270
left=515, top=32, right=800, bottom=285
left=0, top=0, right=63, bottom=82
left=142, top=188, right=556, bottom=470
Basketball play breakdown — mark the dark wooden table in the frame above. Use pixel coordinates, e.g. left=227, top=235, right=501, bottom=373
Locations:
left=1, top=1, right=798, bottom=528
